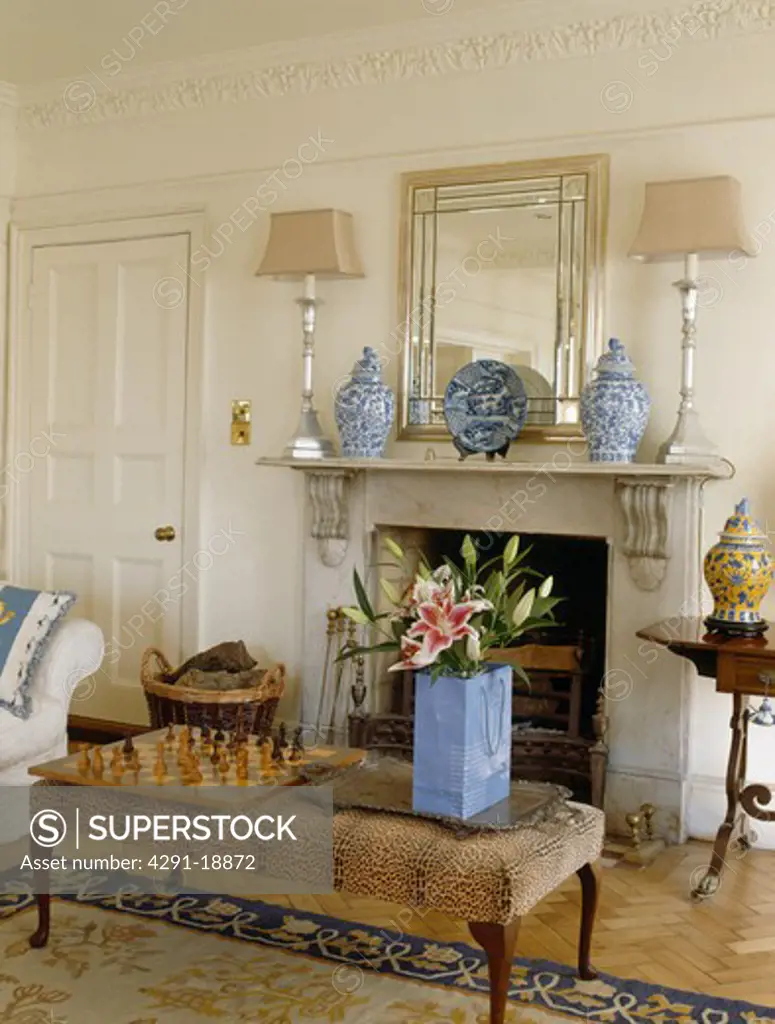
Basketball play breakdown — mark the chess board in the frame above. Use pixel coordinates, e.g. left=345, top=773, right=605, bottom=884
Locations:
left=29, top=725, right=366, bottom=790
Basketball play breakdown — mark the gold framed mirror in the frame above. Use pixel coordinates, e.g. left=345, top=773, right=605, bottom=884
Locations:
left=397, top=154, right=609, bottom=442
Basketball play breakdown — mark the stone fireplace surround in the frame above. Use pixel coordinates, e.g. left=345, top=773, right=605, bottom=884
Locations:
left=260, top=456, right=728, bottom=841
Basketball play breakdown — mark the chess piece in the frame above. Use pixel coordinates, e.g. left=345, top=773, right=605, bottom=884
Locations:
left=154, top=743, right=167, bottom=779
left=235, top=756, right=249, bottom=782
left=218, top=748, right=230, bottom=778
left=180, top=726, right=190, bottom=746
left=122, top=735, right=135, bottom=761
left=289, top=726, right=304, bottom=762
left=77, top=744, right=91, bottom=774
left=278, top=722, right=287, bottom=750
left=210, top=744, right=220, bottom=767
left=110, top=747, right=123, bottom=773
left=200, top=725, right=212, bottom=754
left=214, top=728, right=225, bottom=745
left=92, top=748, right=105, bottom=778
left=128, top=751, right=141, bottom=773
left=272, top=732, right=285, bottom=765
left=177, top=734, right=189, bottom=766
left=166, top=723, right=176, bottom=745
left=260, top=739, right=272, bottom=772
left=180, top=751, right=196, bottom=783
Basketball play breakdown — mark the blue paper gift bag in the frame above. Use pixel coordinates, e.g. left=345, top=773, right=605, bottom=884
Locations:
left=412, top=664, right=512, bottom=819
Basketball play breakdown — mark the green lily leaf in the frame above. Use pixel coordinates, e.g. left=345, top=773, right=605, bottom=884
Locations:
left=353, top=568, right=376, bottom=622
left=511, top=662, right=531, bottom=688
left=335, top=640, right=399, bottom=662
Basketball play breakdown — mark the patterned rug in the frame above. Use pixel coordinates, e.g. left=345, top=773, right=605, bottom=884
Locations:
left=0, top=889, right=773, bottom=1023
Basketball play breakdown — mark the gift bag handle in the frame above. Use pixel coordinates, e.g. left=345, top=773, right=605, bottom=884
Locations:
left=481, top=673, right=507, bottom=758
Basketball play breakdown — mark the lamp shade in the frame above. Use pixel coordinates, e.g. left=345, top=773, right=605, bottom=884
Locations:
left=629, top=175, right=755, bottom=261
left=256, top=208, right=364, bottom=279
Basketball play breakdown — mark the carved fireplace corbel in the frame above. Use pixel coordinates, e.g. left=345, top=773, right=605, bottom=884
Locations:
left=615, top=479, right=673, bottom=592
left=307, top=470, right=352, bottom=567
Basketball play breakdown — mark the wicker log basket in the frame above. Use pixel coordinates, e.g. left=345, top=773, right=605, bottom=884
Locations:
left=141, top=647, right=285, bottom=735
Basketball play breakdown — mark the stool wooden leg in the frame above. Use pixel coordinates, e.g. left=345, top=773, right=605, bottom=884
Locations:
left=576, top=863, right=598, bottom=980
left=468, top=919, right=520, bottom=1024
left=29, top=894, right=51, bottom=949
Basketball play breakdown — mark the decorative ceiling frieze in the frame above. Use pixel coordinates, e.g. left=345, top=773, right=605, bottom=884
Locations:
left=17, top=0, right=775, bottom=131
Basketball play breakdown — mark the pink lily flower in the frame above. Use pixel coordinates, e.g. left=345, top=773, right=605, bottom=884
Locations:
left=403, top=572, right=453, bottom=612
left=388, top=634, right=433, bottom=672
left=405, top=595, right=483, bottom=666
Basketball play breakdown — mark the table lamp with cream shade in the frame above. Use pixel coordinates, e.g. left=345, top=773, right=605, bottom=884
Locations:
left=256, top=208, right=364, bottom=459
left=629, top=175, right=755, bottom=466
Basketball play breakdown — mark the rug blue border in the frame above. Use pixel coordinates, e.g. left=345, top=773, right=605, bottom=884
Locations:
left=1, top=885, right=773, bottom=1022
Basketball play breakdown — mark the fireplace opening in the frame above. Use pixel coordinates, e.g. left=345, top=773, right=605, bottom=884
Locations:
left=366, top=526, right=610, bottom=806
left=427, top=529, right=609, bottom=742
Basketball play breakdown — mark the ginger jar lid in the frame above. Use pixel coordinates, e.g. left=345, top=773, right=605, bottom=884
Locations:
left=718, top=498, right=769, bottom=547
left=594, top=338, right=635, bottom=377
left=351, top=346, right=382, bottom=382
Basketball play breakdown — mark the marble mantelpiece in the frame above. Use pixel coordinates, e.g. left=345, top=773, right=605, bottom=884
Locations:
left=260, top=456, right=728, bottom=588
left=258, top=454, right=729, bottom=840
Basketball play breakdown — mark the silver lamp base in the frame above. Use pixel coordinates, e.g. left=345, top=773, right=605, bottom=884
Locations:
left=657, top=408, right=722, bottom=468
left=283, top=408, right=336, bottom=461
left=657, top=262, right=724, bottom=470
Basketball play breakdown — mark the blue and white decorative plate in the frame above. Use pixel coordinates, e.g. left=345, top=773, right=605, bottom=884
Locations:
left=443, top=360, right=528, bottom=458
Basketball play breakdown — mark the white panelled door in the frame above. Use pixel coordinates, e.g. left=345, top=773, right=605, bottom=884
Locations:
left=24, top=233, right=190, bottom=721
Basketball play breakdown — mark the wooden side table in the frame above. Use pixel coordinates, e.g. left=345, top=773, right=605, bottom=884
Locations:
left=637, top=617, right=775, bottom=899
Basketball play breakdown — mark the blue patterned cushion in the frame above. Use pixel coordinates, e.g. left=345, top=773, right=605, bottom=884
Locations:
left=0, top=585, right=76, bottom=720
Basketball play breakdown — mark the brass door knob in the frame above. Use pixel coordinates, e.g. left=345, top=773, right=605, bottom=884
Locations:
left=154, top=525, right=176, bottom=542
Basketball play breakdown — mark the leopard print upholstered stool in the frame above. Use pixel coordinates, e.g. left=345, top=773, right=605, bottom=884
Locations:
left=334, top=801, right=605, bottom=1024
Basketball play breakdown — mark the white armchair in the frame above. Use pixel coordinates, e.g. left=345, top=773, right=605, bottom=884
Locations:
left=0, top=618, right=104, bottom=786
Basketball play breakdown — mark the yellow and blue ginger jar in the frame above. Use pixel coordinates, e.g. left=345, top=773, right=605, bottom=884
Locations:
left=704, top=498, right=772, bottom=636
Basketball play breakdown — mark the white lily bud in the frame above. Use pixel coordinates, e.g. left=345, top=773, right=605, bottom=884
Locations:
left=341, top=606, right=370, bottom=625
left=466, top=631, right=481, bottom=661
left=383, top=537, right=405, bottom=560
left=539, top=576, right=554, bottom=598
left=380, top=578, right=401, bottom=605
left=504, top=534, right=520, bottom=566
left=512, top=589, right=535, bottom=628
left=462, top=535, right=478, bottom=566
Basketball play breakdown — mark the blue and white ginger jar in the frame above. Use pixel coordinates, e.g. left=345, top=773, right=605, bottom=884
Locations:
left=335, top=346, right=395, bottom=458
left=580, top=338, right=650, bottom=463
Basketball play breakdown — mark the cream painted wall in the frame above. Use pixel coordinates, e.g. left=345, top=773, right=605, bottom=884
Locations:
left=7, top=13, right=775, bottom=836
left=0, top=87, right=17, bottom=549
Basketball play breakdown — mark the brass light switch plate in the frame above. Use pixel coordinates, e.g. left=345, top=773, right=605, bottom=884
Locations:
left=231, top=400, right=252, bottom=445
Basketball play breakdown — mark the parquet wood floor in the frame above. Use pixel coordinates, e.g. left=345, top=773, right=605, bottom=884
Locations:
left=264, top=841, right=775, bottom=1008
